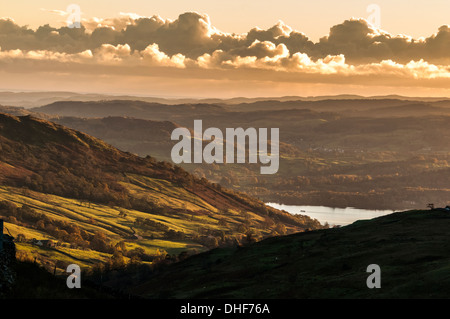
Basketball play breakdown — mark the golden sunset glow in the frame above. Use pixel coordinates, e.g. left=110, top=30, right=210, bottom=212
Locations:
left=1, top=1, right=450, bottom=97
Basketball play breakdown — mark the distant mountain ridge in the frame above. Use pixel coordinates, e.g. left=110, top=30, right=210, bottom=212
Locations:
left=32, top=100, right=225, bottom=122
left=1, top=90, right=449, bottom=108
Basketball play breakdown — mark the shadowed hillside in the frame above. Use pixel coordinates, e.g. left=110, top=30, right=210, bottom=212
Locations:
left=130, top=208, right=450, bottom=299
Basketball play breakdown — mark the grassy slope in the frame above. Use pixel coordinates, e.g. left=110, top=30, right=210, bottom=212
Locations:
left=0, top=113, right=320, bottom=273
left=131, top=209, right=450, bottom=299
left=1, top=184, right=205, bottom=269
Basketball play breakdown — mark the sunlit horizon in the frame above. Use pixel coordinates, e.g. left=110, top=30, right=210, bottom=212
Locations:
left=1, top=1, right=450, bottom=98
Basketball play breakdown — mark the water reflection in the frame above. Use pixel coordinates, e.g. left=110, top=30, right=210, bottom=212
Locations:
left=266, top=203, right=396, bottom=226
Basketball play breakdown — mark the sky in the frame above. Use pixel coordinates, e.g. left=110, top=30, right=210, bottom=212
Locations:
left=3, top=0, right=450, bottom=41
left=1, top=0, right=450, bottom=98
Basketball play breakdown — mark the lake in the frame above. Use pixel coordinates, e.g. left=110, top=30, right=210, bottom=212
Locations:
left=266, top=203, right=396, bottom=226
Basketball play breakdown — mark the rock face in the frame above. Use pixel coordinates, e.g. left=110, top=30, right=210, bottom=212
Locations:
left=0, top=235, right=16, bottom=297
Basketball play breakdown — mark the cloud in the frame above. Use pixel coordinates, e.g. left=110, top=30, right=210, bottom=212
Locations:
left=0, top=42, right=448, bottom=83
left=2, top=12, right=450, bottom=65
left=1, top=12, right=450, bottom=93
left=40, top=8, right=69, bottom=17
left=81, top=13, right=142, bottom=32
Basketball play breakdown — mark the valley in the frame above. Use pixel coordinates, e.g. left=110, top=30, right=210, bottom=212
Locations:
left=20, top=96, right=450, bottom=211
left=2, top=95, right=450, bottom=298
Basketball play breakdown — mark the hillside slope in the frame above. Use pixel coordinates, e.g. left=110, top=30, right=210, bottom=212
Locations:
left=131, top=209, right=450, bottom=299
left=55, top=116, right=179, bottom=159
left=0, top=113, right=321, bottom=274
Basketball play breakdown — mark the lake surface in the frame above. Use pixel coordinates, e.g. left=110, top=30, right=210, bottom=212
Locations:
left=266, top=203, right=396, bottom=226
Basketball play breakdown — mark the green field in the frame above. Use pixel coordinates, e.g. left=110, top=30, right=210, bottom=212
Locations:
left=0, top=183, right=221, bottom=269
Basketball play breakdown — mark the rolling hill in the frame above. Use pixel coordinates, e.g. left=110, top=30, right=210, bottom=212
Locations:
left=55, top=116, right=179, bottom=159
left=32, top=100, right=225, bottom=124
left=0, top=112, right=321, bottom=275
left=130, top=208, right=450, bottom=299
left=26, top=98, right=450, bottom=211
